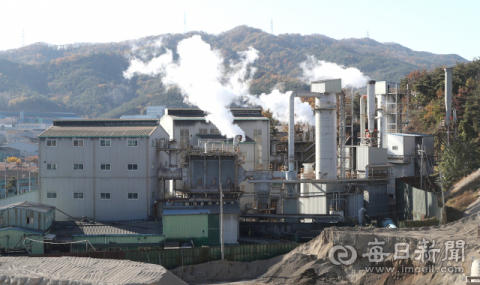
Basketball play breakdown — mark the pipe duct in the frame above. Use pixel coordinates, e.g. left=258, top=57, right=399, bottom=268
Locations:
left=158, top=168, right=182, bottom=180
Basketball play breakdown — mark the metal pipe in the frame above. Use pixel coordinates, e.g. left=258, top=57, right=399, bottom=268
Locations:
left=288, top=92, right=295, bottom=172
left=367, top=80, right=376, bottom=134
left=445, top=68, right=453, bottom=146
left=376, top=88, right=387, bottom=148
left=360, top=95, right=366, bottom=141
left=158, top=168, right=182, bottom=180
left=358, top=207, right=366, bottom=226
left=247, top=178, right=387, bottom=184
left=219, top=156, right=224, bottom=260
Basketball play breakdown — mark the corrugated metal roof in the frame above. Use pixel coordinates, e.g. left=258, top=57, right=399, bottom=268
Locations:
left=169, top=116, right=269, bottom=121
left=163, top=209, right=210, bottom=216
left=38, top=126, right=158, bottom=138
left=0, top=201, right=55, bottom=213
left=51, top=220, right=162, bottom=236
left=0, top=226, right=44, bottom=235
left=163, top=204, right=240, bottom=215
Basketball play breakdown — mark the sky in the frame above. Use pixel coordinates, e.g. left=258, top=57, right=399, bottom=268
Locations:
left=1, top=0, right=478, bottom=60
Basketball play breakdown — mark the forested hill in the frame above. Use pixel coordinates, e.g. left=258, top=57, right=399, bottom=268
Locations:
left=0, top=26, right=467, bottom=118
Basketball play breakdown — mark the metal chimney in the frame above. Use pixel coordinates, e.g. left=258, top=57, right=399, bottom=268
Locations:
left=367, top=80, right=376, bottom=134
left=444, top=68, right=453, bottom=126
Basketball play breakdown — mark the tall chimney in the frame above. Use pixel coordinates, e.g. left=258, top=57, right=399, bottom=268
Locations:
left=367, top=80, right=376, bottom=134
left=444, top=68, right=453, bottom=126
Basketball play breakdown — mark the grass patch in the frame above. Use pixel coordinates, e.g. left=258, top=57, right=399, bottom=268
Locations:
left=446, top=189, right=478, bottom=212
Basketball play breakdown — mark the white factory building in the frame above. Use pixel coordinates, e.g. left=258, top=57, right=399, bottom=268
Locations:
left=38, top=119, right=169, bottom=221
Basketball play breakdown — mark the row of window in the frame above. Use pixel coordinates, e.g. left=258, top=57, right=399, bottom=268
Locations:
left=198, top=129, right=220, bottom=135
left=46, top=139, right=138, bottom=147
left=47, top=192, right=139, bottom=200
left=46, top=163, right=138, bottom=171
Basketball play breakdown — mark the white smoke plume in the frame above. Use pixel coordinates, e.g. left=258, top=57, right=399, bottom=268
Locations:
left=245, top=91, right=315, bottom=125
left=300, top=55, right=369, bottom=88
left=123, top=37, right=369, bottom=136
left=162, top=36, right=257, bottom=139
left=123, top=49, right=172, bottom=79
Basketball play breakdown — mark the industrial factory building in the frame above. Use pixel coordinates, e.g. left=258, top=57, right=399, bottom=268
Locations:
left=30, top=74, right=449, bottom=248
left=38, top=119, right=169, bottom=221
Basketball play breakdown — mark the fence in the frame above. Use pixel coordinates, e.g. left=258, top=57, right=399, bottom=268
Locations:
left=35, top=242, right=299, bottom=270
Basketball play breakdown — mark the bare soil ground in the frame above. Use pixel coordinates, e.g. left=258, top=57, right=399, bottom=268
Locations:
left=173, top=215, right=480, bottom=285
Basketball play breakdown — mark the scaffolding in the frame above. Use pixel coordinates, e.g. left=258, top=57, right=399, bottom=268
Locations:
left=338, top=89, right=355, bottom=178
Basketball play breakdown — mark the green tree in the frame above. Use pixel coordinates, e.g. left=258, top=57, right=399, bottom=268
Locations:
left=5, top=176, right=17, bottom=195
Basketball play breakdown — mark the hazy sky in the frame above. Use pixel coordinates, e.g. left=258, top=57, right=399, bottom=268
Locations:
left=1, top=0, right=478, bottom=60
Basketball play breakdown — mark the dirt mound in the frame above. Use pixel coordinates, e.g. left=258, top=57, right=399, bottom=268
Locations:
left=171, top=255, right=283, bottom=284
left=172, top=215, right=480, bottom=284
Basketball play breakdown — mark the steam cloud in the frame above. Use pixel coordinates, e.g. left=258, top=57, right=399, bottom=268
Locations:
left=300, top=55, right=370, bottom=88
left=123, top=37, right=369, bottom=138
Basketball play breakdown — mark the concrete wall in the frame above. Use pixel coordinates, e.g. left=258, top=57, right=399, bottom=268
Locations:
left=0, top=190, right=39, bottom=206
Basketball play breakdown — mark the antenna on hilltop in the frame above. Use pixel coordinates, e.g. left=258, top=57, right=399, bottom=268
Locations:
left=367, top=30, right=369, bottom=39
left=22, top=29, right=25, bottom=47
left=184, top=12, right=186, bottom=34
left=271, top=19, right=273, bottom=35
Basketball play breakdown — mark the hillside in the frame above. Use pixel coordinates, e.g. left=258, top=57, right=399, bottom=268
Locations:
left=0, top=26, right=468, bottom=118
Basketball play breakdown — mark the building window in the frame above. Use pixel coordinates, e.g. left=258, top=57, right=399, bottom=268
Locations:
left=127, top=164, right=138, bottom=171
left=254, top=130, right=263, bottom=164
left=100, top=164, right=111, bottom=171
left=47, top=192, right=57, bottom=199
left=210, top=129, right=220, bottom=134
left=46, top=139, right=57, bottom=147
left=74, top=163, right=84, bottom=170
left=100, top=139, right=111, bottom=147
left=180, top=129, right=189, bottom=148
left=101, top=193, right=111, bottom=200
left=74, top=192, right=84, bottom=199
left=199, top=129, right=208, bottom=134
left=47, top=163, right=57, bottom=170
left=127, top=139, right=138, bottom=147
left=73, top=139, right=84, bottom=147
left=128, top=193, right=138, bottom=200
left=392, top=146, right=398, bottom=150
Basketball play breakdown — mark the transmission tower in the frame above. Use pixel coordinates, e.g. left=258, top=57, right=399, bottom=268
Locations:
left=271, top=19, right=273, bottom=34
left=22, top=29, right=25, bottom=47
left=184, top=13, right=186, bottom=34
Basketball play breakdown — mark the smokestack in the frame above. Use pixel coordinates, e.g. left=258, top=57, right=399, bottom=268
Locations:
left=367, top=80, right=376, bottom=134
left=376, top=83, right=387, bottom=148
left=444, top=68, right=453, bottom=126
left=312, top=79, right=341, bottom=180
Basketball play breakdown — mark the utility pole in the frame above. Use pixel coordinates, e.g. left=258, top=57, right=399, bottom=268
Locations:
left=439, top=166, right=446, bottom=225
